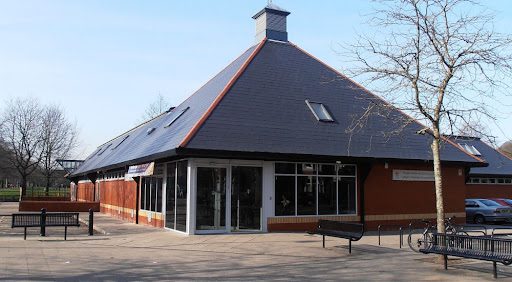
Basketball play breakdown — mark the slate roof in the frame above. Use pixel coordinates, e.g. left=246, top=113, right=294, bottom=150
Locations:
left=449, top=136, right=512, bottom=176
left=71, top=44, right=258, bottom=176
left=71, top=39, right=484, bottom=177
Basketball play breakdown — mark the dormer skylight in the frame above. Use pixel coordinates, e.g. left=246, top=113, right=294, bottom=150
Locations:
left=97, top=144, right=112, bottom=156
left=147, top=127, right=156, bottom=135
left=305, top=100, right=334, bottom=122
left=165, top=107, right=190, bottom=128
left=112, top=135, right=129, bottom=150
left=459, top=143, right=482, bottom=156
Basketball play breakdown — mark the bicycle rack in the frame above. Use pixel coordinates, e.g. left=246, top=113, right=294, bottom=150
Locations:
left=457, top=224, right=488, bottom=236
left=377, top=224, right=405, bottom=248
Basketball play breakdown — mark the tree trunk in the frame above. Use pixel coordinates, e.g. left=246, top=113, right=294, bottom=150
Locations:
left=431, top=128, right=446, bottom=234
left=45, top=177, right=51, bottom=196
left=20, top=176, right=27, bottom=198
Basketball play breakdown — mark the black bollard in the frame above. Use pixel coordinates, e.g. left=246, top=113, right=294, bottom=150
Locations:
left=88, top=208, right=94, bottom=236
left=40, top=208, right=46, bottom=237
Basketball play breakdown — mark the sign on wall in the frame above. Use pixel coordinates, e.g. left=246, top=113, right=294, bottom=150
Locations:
left=125, top=162, right=155, bottom=179
left=392, top=169, right=435, bottom=182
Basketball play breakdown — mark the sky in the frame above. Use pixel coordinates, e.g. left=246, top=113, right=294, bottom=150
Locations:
left=1, top=0, right=511, bottom=158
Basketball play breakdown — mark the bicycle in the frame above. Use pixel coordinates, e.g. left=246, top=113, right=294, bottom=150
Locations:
left=407, top=216, right=468, bottom=252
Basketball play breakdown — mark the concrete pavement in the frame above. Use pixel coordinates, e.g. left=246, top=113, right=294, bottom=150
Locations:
left=1, top=202, right=511, bottom=281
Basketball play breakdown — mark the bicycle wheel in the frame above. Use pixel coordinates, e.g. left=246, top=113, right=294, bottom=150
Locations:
left=408, top=229, right=432, bottom=252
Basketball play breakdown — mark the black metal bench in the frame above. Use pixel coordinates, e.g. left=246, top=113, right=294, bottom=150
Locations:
left=310, top=220, right=364, bottom=253
left=420, top=233, right=512, bottom=278
left=11, top=209, right=80, bottom=240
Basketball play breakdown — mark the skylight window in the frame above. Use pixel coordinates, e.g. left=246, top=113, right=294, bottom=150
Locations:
left=97, top=144, right=112, bottom=156
left=147, top=127, right=156, bottom=135
left=112, top=135, right=129, bottom=150
left=165, top=107, right=190, bottom=128
left=305, top=100, right=334, bottom=122
left=459, top=143, right=482, bottom=156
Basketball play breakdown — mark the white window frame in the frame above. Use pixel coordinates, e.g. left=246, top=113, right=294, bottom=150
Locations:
left=274, top=162, right=357, bottom=217
left=305, top=99, right=334, bottom=122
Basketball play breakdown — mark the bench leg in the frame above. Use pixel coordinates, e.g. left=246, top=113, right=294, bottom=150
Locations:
left=349, top=240, right=352, bottom=254
left=64, top=226, right=67, bottom=241
left=493, top=262, right=497, bottom=279
left=444, top=255, right=448, bottom=270
left=24, top=227, right=27, bottom=240
left=322, top=235, right=325, bottom=248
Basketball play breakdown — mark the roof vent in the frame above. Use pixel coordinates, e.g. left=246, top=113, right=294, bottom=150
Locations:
left=252, top=2, right=290, bottom=42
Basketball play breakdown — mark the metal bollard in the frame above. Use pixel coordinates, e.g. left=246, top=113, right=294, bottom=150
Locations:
left=40, top=208, right=46, bottom=237
left=377, top=225, right=382, bottom=246
left=399, top=227, right=403, bottom=248
left=88, top=208, right=94, bottom=236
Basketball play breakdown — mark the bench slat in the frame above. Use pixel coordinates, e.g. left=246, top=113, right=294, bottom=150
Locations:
left=421, top=233, right=512, bottom=265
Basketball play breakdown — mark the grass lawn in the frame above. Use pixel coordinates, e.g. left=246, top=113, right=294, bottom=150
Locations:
left=0, top=187, right=69, bottom=197
left=0, top=188, right=20, bottom=197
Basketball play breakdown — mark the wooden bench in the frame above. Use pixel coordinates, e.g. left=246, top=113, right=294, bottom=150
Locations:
left=12, top=210, right=80, bottom=240
left=420, top=233, right=512, bottom=278
left=310, top=220, right=364, bottom=253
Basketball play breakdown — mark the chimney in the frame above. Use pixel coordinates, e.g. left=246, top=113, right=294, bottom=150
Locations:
left=252, top=3, right=290, bottom=42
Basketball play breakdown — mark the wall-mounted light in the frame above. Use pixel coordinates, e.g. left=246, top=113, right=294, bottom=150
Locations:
left=384, top=162, right=389, bottom=169
left=458, top=169, right=463, bottom=176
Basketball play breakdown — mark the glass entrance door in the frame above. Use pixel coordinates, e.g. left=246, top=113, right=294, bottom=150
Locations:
left=231, top=166, right=262, bottom=231
left=196, top=167, right=227, bottom=231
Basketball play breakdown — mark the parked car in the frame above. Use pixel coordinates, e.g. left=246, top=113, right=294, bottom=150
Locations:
left=465, top=199, right=512, bottom=224
left=490, top=198, right=512, bottom=208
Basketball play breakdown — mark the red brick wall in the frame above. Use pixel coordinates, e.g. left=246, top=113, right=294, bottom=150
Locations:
left=363, top=162, right=466, bottom=229
left=77, top=182, right=95, bottom=202
left=75, top=179, right=165, bottom=228
left=466, top=184, right=512, bottom=199
left=99, top=179, right=137, bottom=223
left=97, top=179, right=164, bottom=228
left=365, top=163, right=465, bottom=214
left=19, top=201, right=99, bottom=212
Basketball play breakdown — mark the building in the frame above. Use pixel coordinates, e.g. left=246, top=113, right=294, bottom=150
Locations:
left=452, top=136, right=512, bottom=200
left=70, top=4, right=486, bottom=234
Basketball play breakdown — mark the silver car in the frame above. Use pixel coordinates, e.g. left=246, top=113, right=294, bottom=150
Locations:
left=465, top=199, right=512, bottom=224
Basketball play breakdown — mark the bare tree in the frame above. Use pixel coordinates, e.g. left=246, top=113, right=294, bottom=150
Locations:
left=141, top=94, right=171, bottom=121
left=0, top=140, right=18, bottom=188
left=346, top=0, right=512, bottom=233
left=0, top=98, right=45, bottom=196
left=40, top=104, right=78, bottom=194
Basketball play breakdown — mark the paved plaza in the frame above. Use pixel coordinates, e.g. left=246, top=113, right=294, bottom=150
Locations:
left=0, top=203, right=511, bottom=281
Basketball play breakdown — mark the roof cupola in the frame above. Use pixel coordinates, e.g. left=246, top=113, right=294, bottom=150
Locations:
left=252, top=2, right=290, bottom=42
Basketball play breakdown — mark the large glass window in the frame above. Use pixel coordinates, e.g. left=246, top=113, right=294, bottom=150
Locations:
left=275, top=163, right=295, bottom=174
left=176, top=161, right=188, bottom=232
left=318, top=176, right=337, bottom=215
left=165, top=163, right=176, bottom=229
left=338, top=177, right=356, bottom=214
left=156, top=178, right=163, bottom=213
left=196, top=167, right=226, bottom=230
left=275, top=176, right=295, bottom=216
left=231, top=166, right=262, bottom=231
left=164, top=160, right=188, bottom=232
left=150, top=178, right=157, bottom=211
left=274, top=162, right=356, bottom=216
left=140, top=176, right=163, bottom=212
left=297, top=176, right=316, bottom=215
left=140, top=178, right=146, bottom=210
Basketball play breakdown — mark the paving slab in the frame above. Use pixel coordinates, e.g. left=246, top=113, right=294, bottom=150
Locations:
left=1, top=202, right=511, bottom=281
